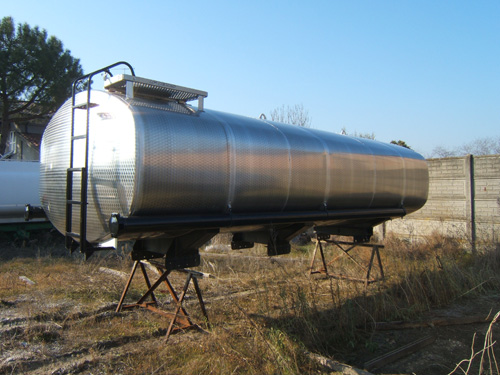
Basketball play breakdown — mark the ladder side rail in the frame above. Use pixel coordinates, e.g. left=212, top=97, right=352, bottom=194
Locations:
left=71, top=61, right=135, bottom=91
left=65, top=78, right=79, bottom=249
left=79, top=75, right=92, bottom=255
left=65, top=61, right=135, bottom=254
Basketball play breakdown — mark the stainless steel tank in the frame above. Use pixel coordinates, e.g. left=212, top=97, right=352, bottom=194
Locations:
left=40, top=75, right=428, bottom=245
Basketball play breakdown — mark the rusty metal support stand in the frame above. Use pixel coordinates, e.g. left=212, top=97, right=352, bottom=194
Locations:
left=309, top=237, right=385, bottom=286
left=116, top=260, right=209, bottom=341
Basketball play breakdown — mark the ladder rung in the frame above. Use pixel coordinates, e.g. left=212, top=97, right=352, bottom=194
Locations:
left=67, top=82, right=95, bottom=253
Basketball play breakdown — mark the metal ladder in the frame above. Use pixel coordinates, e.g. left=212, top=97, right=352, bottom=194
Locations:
left=65, top=61, right=135, bottom=258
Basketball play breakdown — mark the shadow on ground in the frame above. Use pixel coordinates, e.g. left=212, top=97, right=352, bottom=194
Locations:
left=251, top=250, right=500, bottom=375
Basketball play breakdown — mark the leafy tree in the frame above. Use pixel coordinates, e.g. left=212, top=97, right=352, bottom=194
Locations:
left=269, top=104, right=311, bottom=127
left=0, top=16, right=83, bottom=154
left=390, top=139, right=411, bottom=149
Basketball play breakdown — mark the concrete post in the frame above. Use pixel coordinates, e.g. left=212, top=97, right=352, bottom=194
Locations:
left=465, top=154, right=476, bottom=251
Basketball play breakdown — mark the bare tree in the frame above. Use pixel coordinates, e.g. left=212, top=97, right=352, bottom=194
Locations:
left=430, top=136, right=500, bottom=158
left=269, top=104, right=311, bottom=127
left=340, top=127, right=376, bottom=140
left=459, top=137, right=500, bottom=155
left=430, top=146, right=456, bottom=158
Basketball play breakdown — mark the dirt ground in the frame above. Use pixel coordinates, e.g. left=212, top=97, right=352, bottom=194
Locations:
left=352, top=293, right=500, bottom=374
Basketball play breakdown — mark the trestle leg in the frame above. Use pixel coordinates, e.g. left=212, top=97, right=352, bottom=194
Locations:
left=116, top=260, right=210, bottom=341
left=309, top=237, right=385, bottom=285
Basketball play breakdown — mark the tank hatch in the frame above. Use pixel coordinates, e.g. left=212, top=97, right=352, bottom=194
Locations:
left=104, top=74, right=207, bottom=110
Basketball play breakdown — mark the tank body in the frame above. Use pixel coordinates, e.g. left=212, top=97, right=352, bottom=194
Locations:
left=0, top=160, right=46, bottom=225
left=40, top=90, right=428, bottom=243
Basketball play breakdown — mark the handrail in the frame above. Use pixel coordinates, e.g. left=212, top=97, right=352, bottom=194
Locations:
left=71, top=61, right=135, bottom=96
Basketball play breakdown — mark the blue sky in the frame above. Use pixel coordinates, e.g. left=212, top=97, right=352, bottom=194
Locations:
left=3, top=0, right=499, bottom=156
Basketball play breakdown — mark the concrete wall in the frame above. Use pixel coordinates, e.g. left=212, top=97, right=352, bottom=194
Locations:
left=377, top=154, right=500, bottom=244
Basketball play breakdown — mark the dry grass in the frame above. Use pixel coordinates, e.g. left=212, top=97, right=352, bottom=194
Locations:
left=1, top=232, right=499, bottom=374
left=449, top=312, right=500, bottom=375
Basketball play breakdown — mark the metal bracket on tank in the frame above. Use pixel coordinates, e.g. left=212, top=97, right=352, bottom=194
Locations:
left=104, top=74, right=208, bottom=111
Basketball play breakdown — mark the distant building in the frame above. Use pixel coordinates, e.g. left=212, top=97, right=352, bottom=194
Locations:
left=0, top=119, right=48, bottom=161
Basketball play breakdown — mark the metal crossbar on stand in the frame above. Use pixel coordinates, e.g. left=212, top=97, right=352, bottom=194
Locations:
left=309, top=237, right=385, bottom=286
left=116, top=260, right=210, bottom=342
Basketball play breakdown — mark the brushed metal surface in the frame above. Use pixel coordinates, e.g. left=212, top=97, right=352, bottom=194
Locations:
left=40, top=90, right=428, bottom=243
